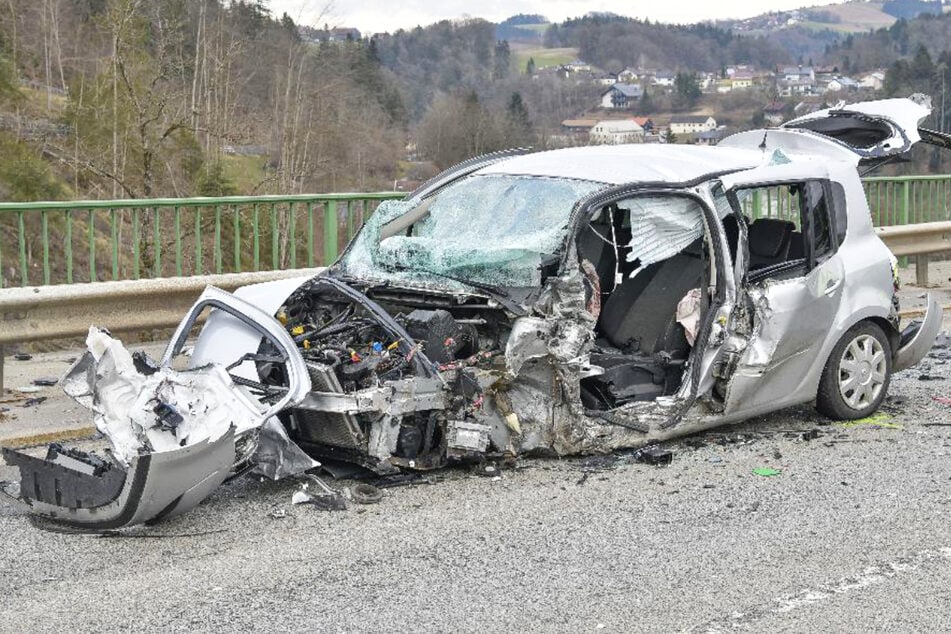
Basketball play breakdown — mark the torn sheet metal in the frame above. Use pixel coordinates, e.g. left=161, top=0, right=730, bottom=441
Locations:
left=5, top=288, right=315, bottom=530
left=64, top=328, right=263, bottom=465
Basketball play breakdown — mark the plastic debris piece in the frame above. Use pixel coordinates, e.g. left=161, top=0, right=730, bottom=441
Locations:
left=290, top=325, right=305, bottom=336
left=268, top=509, right=287, bottom=519
left=349, top=483, right=383, bottom=504
left=153, top=402, right=185, bottom=430
left=918, top=374, right=946, bottom=381
left=933, top=397, right=951, bottom=406
left=633, top=445, right=673, bottom=466
left=292, top=475, right=347, bottom=510
left=753, top=467, right=781, bottom=477
left=22, top=397, right=48, bottom=408
left=839, top=412, right=903, bottom=430
left=131, top=351, right=160, bottom=376
left=15, top=386, right=42, bottom=394
left=14, top=353, right=32, bottom=361
left=372, top=342, right=383, bottom=353
left=32, top=377, right=58, bottom=387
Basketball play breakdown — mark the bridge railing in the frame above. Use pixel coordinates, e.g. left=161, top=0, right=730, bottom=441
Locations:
left=863, top=175, right=951, bottom=227
left=0, top=192, right=403, bottom=288
left=1, top=176, right=950, bottom=289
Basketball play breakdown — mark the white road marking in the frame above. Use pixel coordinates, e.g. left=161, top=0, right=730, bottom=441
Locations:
left=688, top=547, right=951, bottom=632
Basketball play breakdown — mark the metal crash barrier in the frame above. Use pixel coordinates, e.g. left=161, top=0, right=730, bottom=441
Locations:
left=0, top=268, right=323, bottom=392
left=876, top=221, right=951, bottom=287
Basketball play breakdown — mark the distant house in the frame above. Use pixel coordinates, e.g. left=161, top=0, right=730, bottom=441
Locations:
left=826, top=76, right=859, bottom=92
left=590, top=120, right=645, bottom=144
left=696, top=72, right=715, bottom=91
left=777, top=79, right=817, bottom=97
left=561, top=119, right=599, bottom=142
left=781, top=65, right=815, bottom=82
left=814, top=65, right=839, bottom=83
left=594, top=72, right=618, bottom=86
left=652, top=71, right=676, bottom=88
left=859, top=71, right=886, bottom=91
left=631, top=117, right=654, bottom=133
left=763, top=102, right=788, bottom=125
left=617, top=67, right=640, bottom=82
left=669, top=115, right=717, bottom=135
left=563, top=59, right=592, bottom=73
left=600, top=83, right=644, bottom=109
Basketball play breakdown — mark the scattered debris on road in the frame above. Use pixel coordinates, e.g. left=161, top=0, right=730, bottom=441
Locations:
left=633, top=445, right=673, bottom=466
left=752, top=467, right=782, bottom=477
left=349, top=483, right=383, bottom=504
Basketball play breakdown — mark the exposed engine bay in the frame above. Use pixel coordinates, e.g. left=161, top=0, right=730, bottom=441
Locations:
left=267, top=276, right=516, bottom=473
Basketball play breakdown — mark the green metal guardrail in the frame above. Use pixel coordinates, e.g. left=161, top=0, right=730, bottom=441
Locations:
left=0, top=193, right=403, bottom=288
left=1, top=176, right=950, bottom=289
left=734, top=175, right=951, bottom=229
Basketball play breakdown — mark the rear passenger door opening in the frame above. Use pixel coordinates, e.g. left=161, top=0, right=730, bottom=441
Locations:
left=575, top=191, right=724, bottom=411
left=719, top=177, right=847, bottom=411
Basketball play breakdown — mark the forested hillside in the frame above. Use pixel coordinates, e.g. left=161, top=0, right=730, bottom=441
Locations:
left=0, top=0, right=408, bottom=200
left=543, top=14, right=795, bottom=72
left=1, top=2, right=951, bottom=203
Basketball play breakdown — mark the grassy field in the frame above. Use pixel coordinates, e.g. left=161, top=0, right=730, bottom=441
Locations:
left=510, top=45, right=579, bottom=74
left=801, top=0, right=897, bottom=33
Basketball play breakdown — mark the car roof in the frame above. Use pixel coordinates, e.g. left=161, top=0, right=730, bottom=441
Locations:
left=475, top=144, right=764, bottom=185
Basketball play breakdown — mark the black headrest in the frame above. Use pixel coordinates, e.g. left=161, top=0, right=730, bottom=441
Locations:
left=748, top=218, right=794, bottom=258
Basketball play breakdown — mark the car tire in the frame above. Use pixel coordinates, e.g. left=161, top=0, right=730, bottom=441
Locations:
left=816, top=321, right=892, bottom=420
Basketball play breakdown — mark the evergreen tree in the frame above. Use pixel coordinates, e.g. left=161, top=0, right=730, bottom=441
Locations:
left=494, top=40, right=511, bottom=80
left=526, top=56, right=536, bottom=76
left=674, top=72, right=701, bottom=109
left=505, top=92, right=532, bottom=145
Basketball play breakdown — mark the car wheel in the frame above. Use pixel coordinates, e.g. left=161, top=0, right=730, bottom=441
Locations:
left=816, top=321, right=892, bottom=420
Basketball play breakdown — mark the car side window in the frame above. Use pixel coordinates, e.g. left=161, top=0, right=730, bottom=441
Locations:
left=731, top=179, right=839, bottom=280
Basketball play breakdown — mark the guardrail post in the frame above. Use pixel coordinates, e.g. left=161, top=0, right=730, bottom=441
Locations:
left=0, top=344, right=5, bottom=394
left=916, top=254, right=930, bottom=287
left=324, top=200, right=338, bottom=265
left=899, top=180, right=911, bottom=267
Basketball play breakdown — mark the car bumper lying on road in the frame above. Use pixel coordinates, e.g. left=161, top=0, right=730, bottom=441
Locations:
left=2, top=430, right=236, bottom=530
left=895, top=294, right=943, bottom=372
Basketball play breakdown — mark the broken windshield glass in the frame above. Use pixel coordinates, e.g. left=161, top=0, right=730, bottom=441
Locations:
left=340, top=175, right=604, bottom=288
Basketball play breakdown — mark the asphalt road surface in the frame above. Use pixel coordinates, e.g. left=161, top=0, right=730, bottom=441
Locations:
left=1, top=329, right=950, bottom=633
left=0, top=264, right=949, bottom=633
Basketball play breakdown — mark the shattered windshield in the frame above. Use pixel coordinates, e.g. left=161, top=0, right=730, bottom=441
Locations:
left=339, top=174, right=605, bottom=288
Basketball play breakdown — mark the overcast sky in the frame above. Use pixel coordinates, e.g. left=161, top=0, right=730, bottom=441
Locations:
left=267, top=0, right=848, bottom=34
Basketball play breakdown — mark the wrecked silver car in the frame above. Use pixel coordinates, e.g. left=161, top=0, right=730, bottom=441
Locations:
left=3, top=96, right=945, bottom=529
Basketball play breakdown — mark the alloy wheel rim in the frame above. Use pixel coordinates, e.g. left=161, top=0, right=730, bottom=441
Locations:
left=837, top=334, right=887, bottom=410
